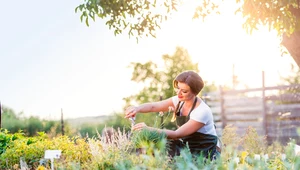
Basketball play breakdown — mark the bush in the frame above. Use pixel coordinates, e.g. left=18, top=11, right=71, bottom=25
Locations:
left=1, top=126, right=300, bottom=170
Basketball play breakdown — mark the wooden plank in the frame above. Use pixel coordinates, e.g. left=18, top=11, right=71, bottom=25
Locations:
left=202, top=94, right=221, bottom=103
left=223, top=97, right=262, bottom=107
left=267, top=123, right=299, bottom=129
left=226, top=121, right=263, bottom=129
left=267, top=103, right=300, bottom=113
left=268, top=112, right=300, bottom=120
left=224, top=87, right=265, bottom=95
left=235, top=128, right=264, bottom=136
left=216, top=129, right=223, bottom=137
left=215, top=122, right=223, bottom=128
left=224, top=107, right=263, bottom=114
left=267, top=126, right=299, bottom=139
left=267, top=128, right=299, bottom=135
left=268, top=109, right=300, bottom=122
left=267, top=120, right=300, bottom=127
left=267, top=131, right=299, bottom=137
left=266, top=93, right=300, bottom=103
left=211, top=107, right=221, bottom=114
left=267, top=136, right=300, bottom=145
left=222, top=94, right=262, bottom=100
left=213, top=115, right=222, bottom=122
left=224, top=84, right=300, bottom=95
left=202, top=91, right=220, bottom=98
left=225, top=114, right=263, bottom=121
left=267, top=126, right=299, bottom=131
left=205, top=101, right=221, bottom=107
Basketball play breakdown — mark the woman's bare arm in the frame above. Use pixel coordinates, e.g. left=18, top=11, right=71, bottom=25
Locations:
left=125, top=98, right=174, bottom=118
left=134, top=119, right=204, bottom=140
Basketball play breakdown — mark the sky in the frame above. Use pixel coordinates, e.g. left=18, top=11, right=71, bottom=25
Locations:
left=0, top=0, right=297, bottom=120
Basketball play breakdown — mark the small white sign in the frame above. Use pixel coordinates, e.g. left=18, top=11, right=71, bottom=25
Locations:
left=44, top=150, right=61, bottom=159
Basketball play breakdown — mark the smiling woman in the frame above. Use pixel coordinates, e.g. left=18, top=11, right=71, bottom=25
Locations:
left=125, top=70, right=221, bottom=159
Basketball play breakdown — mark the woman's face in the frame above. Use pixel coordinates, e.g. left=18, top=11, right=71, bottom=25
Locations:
left=175, top=82, right=195, bottom=101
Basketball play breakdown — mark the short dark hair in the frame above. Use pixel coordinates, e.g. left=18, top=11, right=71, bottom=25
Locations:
left=173, top=70, right=204, bottom=95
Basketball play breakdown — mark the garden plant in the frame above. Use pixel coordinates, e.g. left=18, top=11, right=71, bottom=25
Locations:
left=0, top=124, right=300, bottom=170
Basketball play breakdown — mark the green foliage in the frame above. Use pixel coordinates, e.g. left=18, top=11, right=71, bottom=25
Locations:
left=0, top=132, right=48, bottom=169
left=221, top=124, right=241, bottom=162
left=75, top=0, right=300, bottom=67
left=239, top=0, right=300, bottom=36
left=1, top=126, right=300, bottom=169
left=201, top=81, right=218, bottom=96
left=221, top=124, right=240, bottom=150
left=2, top=117, right=26, bottom=133
left=0, top=131, right=91, bottom=170
left=124, top=46, right=198, bottom=106
left=1, top=105, right=74, bottom=137
left=277, top=63, right=300, bottom=105
left=2, top=106, right=26, bottom=133
left=240, top=126, right=267, bottom=155
left=88, top=127, right=135, bottom=169
left=51, top=136, right=92, bottom=168
left=1, top=107, right=19, bottom=119
left=26, top=116, right=44, bottom=136
left=131, top=129, right=167, bottom=149
left=266, top=141, right=285, bottom=156
left=43, top=120, right=56, bottom=132
left=77, top=113, right=132, bottom=139
left=0, top=129, right=23, bottom=155
left=90, top=127, right=172, bottom=169
left=171, top=147, right=224, bottom=169
left=75, top=0, right=178, bottom=40
left=280, top=63, right=300, bottom=85
left=78, top=123, right=99, bottom=138
left=76, top=0, right=299, bottom=38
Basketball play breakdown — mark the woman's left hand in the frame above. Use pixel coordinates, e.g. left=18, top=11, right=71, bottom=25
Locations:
left=132, top=122, right=148, bottom=131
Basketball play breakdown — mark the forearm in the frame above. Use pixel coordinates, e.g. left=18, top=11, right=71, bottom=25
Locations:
left=135, top=103, right=153, bottom=113
left=125, top=98, right=172, bottom=118
left=136, top=102, right=161, bottom=113
left=148, top=120, right=203, bottom=140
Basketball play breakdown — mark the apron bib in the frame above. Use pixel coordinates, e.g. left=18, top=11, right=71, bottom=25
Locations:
left=170, top=97, right=218, bottom=159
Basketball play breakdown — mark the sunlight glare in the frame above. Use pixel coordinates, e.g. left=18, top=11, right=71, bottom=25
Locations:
left=153, top=0, right=296, bottom=88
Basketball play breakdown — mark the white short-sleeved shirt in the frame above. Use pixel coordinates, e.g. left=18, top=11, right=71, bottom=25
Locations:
left=172, top=96, right=218, bottom=136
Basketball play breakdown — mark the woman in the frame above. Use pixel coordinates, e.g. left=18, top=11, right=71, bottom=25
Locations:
left=125, top=70, right=219, bottom=159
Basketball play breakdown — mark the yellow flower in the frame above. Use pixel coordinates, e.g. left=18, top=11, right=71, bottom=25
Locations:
left=241, top=151, right=249, bottom=164
left=36, top=165, right=46, bottom=170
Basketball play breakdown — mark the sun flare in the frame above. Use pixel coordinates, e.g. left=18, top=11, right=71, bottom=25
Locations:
left=152, top=0, right=296, bottom=88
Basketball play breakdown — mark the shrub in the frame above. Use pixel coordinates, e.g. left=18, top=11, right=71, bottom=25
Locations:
left=240, top=126, right=267, bottom=155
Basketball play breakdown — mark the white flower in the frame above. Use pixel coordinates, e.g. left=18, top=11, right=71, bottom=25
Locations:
left=168, top=106, right=174, bottom=112
left=234, top=157, right=240, bottom=164
left=254, top=154, right=260, bottom=160
left=159, top=111, right=164, bottom=117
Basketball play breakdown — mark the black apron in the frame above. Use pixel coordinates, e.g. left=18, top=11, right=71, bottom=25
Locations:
left=169, top=97, right=219, bottom=160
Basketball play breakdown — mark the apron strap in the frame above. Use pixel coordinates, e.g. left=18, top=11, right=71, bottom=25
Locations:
left=187, top=97, right=197, bottom=118
left=177, top=101, right=184, bottom=116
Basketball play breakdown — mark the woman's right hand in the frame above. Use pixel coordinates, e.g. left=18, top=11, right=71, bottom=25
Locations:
left=132, top=122, right=148, bottom=131
left=125, top=106, right=139, bottom=119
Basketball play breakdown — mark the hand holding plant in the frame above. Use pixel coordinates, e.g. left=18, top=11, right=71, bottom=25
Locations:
left=132, top=122, right=149, bottom=131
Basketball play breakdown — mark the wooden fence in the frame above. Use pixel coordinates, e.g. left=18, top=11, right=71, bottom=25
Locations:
left=203, top=83, right=300, bottom=145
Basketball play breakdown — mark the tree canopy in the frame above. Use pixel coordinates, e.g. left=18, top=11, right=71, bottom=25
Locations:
left=76, top=0, right=300, bottom=67
left=123, top=46, right=199, bottom=107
